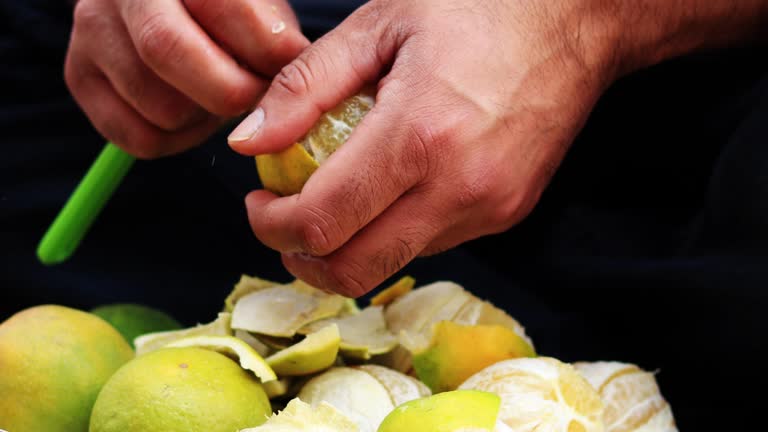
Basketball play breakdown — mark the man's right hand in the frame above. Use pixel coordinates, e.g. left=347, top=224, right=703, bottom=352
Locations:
left=65, top=0, right=308, bottom=158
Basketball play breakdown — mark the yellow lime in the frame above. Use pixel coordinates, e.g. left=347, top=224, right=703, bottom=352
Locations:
left=90, top=303, right=182, bottom=348
left=378, top=390, right=501, bottom=432
left=256, top=88, right=375, bottom=196
left=410, top=321, right=536, bottom=393
left=89, top=347, right=271, bottom=432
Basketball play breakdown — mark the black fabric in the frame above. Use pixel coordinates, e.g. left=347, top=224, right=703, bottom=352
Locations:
left=2, top=1, right=767, bottom=430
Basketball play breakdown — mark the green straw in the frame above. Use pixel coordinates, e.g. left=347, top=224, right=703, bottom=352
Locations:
left=37, top=142, right=135, bottom=265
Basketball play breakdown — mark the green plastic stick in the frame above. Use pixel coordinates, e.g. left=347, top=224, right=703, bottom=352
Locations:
left=37, top=142, right=135, bottom=265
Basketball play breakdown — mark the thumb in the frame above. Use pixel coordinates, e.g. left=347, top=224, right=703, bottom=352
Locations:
left=227, top=9, right=400, bottom=155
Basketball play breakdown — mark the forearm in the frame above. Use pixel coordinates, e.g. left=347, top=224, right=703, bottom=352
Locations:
left=561, top=0, right=768, bottom=81
left=615, top=0, right=768, bottom=74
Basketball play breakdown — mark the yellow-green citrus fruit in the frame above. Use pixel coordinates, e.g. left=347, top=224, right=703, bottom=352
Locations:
left=378, top=390, right=502, bottom=432
left=412, top=321, right=536, bottom=393
left=89, top=347, right=271, bottom=432
left=256, top=89, right=375, bottom=196
left=0, top=305, right=134, bottom=432
left=90, top=303, right=182, bottom=348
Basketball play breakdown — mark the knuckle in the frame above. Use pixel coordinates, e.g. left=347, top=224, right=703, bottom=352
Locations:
left=273, top=55, right=316, bottom=99
left=488, top=191, right=537, bottom=232
left=136, top=13, right=183, bottom=68
left=454, top=172, right=495, bottom=211
left=296, top=204, right=343, bottom=256
left=404, top=120, right=442, bottom=179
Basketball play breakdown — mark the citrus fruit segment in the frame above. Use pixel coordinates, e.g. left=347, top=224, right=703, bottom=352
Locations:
left=166, top=335, right=277, bottom=382
left=90, top=303, right=182, bottom=348
left=231, top=280, right=347, bottom=338
left=377, top=390, right=501, bottom=432
left=410, top=321, right=536, bottom=393
left=355, top=364, right=431, bottom=407
left=225, top=274, right=281, bottom=312
left=297, top=367, right=397, bottom=432
left=89, top=347, right=271, bottom=432
left=459, top=357, right=605, bottom=432
left=255, top=89, right=375, bottom=196
left=241, top=398, right=359, bottom=432
left=134, top=312, right=232, bottom=356
left=574, top=362, right=678, bottom=432
left=370, top=276, right=415, bottom=306
left=265, top=324, right=341, bottom=376
left=300, top=305, right=398, bottom=360
left=0, top=305, right=134, bottom=432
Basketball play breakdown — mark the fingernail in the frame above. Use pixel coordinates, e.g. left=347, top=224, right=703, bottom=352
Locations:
left=228, top=107, right=264, bottom=143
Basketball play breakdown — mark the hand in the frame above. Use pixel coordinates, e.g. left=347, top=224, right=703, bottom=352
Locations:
left=228, top=0, right=623, bottom=296
left=65, top=0, right=308, bottom=158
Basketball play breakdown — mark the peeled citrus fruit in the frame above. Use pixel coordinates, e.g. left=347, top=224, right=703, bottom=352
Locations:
left=409, top=321, right=536, bottom=393
left=574, top=362, right=678, bottom=432
left=89, top=347, right=271, bottom=432
left=266, top=324, right=341, bottom=376
left=0, top=305, right=134, bottom=432
left=459, top=357, right=605, bottom=432
left=297, top=366, right=430, bottom=432
left=256, top=88, right=375, bottom=196
left=242, top=398, right=359, bottom=432
left=378, top=390, right=502, bottom=432
left=91, top=303, right=182, bottom=348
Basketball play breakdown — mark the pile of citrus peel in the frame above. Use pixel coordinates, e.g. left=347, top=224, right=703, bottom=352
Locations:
left=133, top=274, right=678, bottom=432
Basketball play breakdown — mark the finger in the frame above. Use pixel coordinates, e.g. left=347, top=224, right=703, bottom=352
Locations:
left=227, top=2, right=401, bottom=153
left=184, top=0, right=309, bottom=76
left=281, top=189, right=448, bottom=297
left=65, top=53, right=223, bottom=159
left=120, top=0, right=266, bottom=117
left=72, top=6, right=206, bottom=131
left=244, top=103, right=430, bottom=256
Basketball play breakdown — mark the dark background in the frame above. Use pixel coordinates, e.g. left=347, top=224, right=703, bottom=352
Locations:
left=2, top=1, right=767, bottom=430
